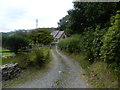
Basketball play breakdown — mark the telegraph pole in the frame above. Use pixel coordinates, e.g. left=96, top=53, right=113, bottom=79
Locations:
left=36, top=19, right=38, bottom=28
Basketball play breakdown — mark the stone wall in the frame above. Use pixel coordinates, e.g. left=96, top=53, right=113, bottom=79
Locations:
left=0, top=63, right=21, bottom=81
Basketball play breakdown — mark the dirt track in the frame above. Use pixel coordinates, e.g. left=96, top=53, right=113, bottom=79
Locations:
left=11, top=46, right=91, bottom=88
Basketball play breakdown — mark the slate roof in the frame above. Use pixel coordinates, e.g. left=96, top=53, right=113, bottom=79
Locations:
left=51, top=30, right=59, bottom=37
left=51, top=30, right=65, bottom=38
left=56, top=31, right=64, bottom=39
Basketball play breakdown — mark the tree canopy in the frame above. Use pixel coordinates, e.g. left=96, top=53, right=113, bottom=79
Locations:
left=2, top=30, right=30, bottom=54
left=57, top=2, right=120, bottom=35
left=29, top=28, right=54, bottom=45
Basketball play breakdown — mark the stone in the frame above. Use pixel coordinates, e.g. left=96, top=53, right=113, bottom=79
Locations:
left=0, top=63, right=21, bottom=81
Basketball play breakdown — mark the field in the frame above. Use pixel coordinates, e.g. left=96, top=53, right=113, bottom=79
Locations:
left=0, top=47, right=15, bottom=65
left=0, top=47, right=13, bottom=55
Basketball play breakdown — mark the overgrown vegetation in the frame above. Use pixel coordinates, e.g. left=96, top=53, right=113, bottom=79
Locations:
left=1, top=28, right=53, bottom=87
left=59, top=11, right=120, bottom=71
left=63, top=52, right=119, bottom=88
left=2, top=28, right=53, bottom=54
left=89, top=62, right=119, bottom=88
left=57, top=2, right=120, bottom=35
left=2, top=46, right=51, bottom=68
left=1, top=28, right=53, bottom=67
left=2, top=61, right=52, bottom=88
left=2, top=45, right=53, bottom=87
left=58, top=2, right=120, bottom=88
left=28, top=47, right=51, bottom=67
left=58, top=35, right=81, bottom=53
left=2, top=30, right=30, bottom=54
left=29, top=28, right=53, bottom=45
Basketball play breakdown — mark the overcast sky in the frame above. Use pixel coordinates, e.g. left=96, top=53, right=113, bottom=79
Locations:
left=0, top=0, right=73, bottom=32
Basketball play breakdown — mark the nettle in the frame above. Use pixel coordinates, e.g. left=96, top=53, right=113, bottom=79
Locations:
left=100, top=10, right=120, bottom=71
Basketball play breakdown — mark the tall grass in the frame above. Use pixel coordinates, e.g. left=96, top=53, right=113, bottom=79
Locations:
left=58, top=34, right=81, bottom=53
left=2, top=47, right=52, bottom=88
left=1, top=47, right=51, bottom=68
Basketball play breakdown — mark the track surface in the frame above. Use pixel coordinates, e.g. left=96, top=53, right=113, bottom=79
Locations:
left=12, top=46, right=91, bottom=88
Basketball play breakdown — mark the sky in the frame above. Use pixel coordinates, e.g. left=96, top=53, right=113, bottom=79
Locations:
left=0, top=0, right=74, bottom=32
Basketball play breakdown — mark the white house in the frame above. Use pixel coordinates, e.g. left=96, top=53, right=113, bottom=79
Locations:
left=51, top=30, right=67, bottom=44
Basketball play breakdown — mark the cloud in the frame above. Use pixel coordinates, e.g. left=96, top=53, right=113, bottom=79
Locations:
left=0, top=0, right=73, bottom=32
left=0, top=0, right=27, bottom=32
left=6, top=8, right=26, bottom=20
left=0, top=7, right=27, bottom=32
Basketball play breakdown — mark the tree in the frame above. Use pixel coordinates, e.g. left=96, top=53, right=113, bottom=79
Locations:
left=2, top=30, right=30, bottom=54
left=29, top=28, right=54, bottom=45
left=6, top=35, right=29, bottom=54
left=57, top=2, right=120, bottom=35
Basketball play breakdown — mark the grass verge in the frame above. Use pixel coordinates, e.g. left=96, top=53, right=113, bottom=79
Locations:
left=52, top=49, right=66, bottom=65
left=0, top=48, right=15, bottom=65
left=2, top=65, right=50, bottom=88
left=2, top=48, right=53, bottom=88
left=60, top=50, right=119, bottom=88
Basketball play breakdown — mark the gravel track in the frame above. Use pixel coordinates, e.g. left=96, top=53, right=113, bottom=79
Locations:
left=11, top=46, right=91, bottom=88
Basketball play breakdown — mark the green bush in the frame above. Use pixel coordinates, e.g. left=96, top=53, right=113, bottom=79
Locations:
left=28, top=48, right=50, bottom=67
left=29, top=28, right=54, bottom=45
left=2, top=47, right=51, bottom=69
left=92, top=28, right=107, bottom=60
left=2, top=31, right=30, bottom=54
left=58, top=31, right=95, bottom=63
left=15, top=53, right=30, bottom=68
left=58, top=34, right=81, bottom=53
left=58, top=11, right=120, bottom=72
left=100, top=11, right=120, bottom=72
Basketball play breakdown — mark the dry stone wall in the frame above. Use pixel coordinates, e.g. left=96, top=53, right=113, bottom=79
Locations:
left=0, top=63, right=21, bottom=81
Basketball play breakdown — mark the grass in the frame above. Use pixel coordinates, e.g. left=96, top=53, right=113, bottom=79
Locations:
left=88, top=62, right=119, bottom=88
left=0, top=48, right=15, bottom=65
left=61, top=51, right=91, bottom=72
left=0, top=48, right=9, bottom=51
left=2, top=52, right=14, bottom=56
left=0, top=47, right=11, bottom=54
left=1, top=47, right=51, bottom=66
left=0, top=47, right=10, bottom=55
left=2, top=47, right=53, bottom=88
left=2, top=65, right=50, bottom=88
left=1, top=52, right=14, bottom=66
left=52, top=49, right=66, bottom=65
left=60, top=50, right=119, bottom=88
left=1, top=52, right=27, bottom=66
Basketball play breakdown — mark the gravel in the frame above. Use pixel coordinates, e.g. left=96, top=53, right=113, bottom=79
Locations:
left=10, top=46, right=91, bottom=88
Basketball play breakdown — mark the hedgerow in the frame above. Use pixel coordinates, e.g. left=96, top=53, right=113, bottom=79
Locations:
left=100, top=10, right=120, bottom=71
left=58, top=34, right=81, bottom=53
left=58, top=11, right=120, bottom=72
